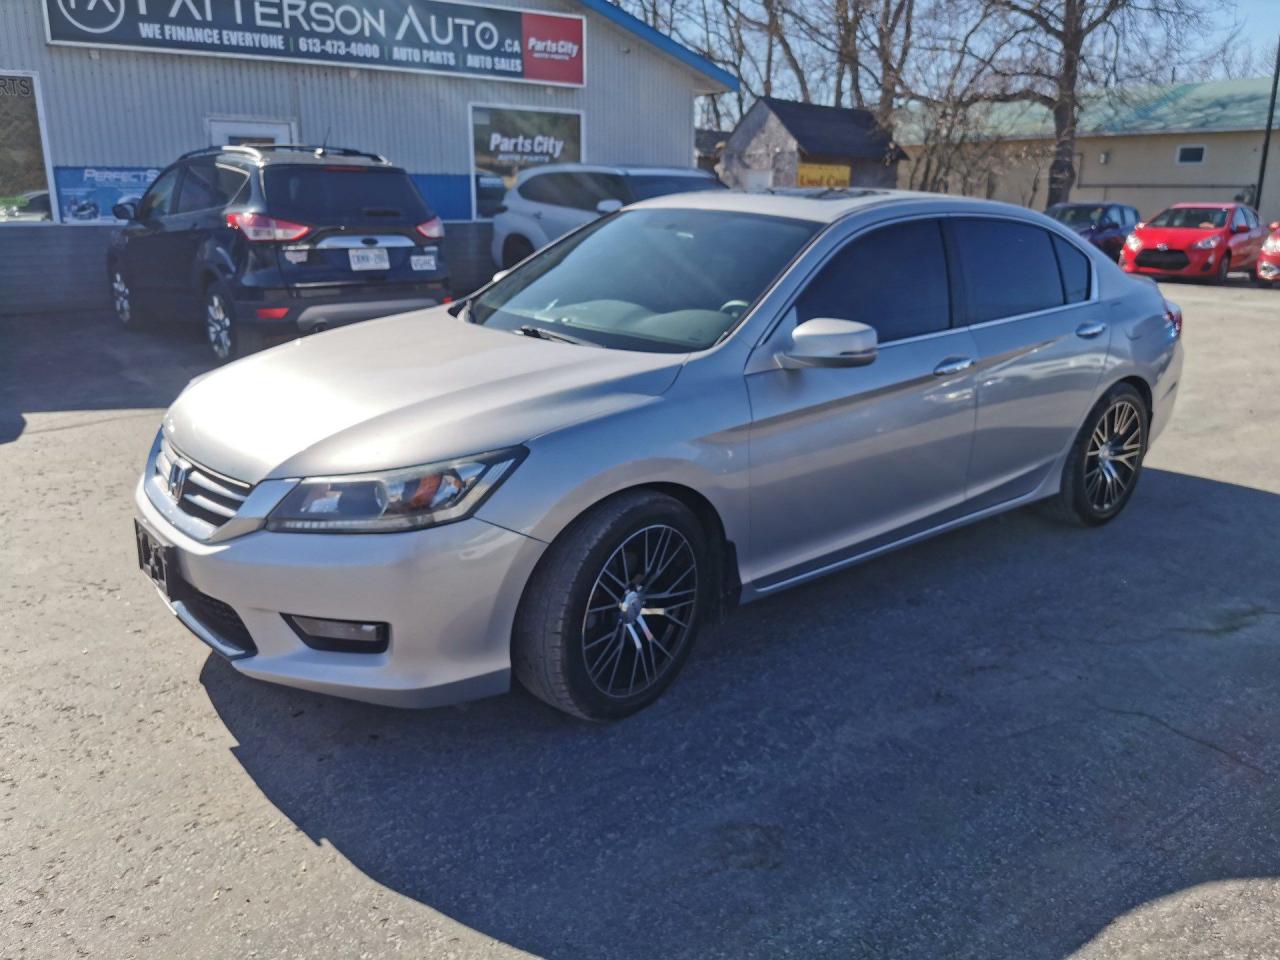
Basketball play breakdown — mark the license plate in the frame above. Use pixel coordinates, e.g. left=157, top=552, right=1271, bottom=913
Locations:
left=410, top=252, right=437, bottom=271
left=135, top=519, right=182, bottom=601
left=349, top=248, right=390, bottom=271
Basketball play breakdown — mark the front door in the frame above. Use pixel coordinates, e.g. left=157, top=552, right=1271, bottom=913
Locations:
left=946, top=218, right=1112, bottom=508
left=120, top=165, right=184, bottom=314
left=746, top=218, right=978, bottom=589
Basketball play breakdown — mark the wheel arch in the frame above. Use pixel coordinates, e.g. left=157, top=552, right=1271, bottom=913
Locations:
left=1112, top=373, right=1153, bottom=419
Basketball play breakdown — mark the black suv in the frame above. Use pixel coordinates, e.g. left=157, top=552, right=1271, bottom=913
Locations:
left=107, top=144, right=449, bottom=361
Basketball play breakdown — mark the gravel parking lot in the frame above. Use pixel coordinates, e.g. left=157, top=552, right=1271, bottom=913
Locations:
left=3, top=280, right=1279, bottom=960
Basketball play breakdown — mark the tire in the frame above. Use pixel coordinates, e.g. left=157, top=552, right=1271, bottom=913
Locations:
left=1214, top=253, right=1231, bottom=284
left=203, top=281, right=263, bottom=363
left=502, top=236, right=535, bottom=270
left=513, top=491, right=710, bottom=721
left=1043, top=382, right=1149, bottom=527
left=108, top=263, right=148, bottom=329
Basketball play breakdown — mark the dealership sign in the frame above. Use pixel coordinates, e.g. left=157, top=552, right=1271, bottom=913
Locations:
left=44, top=0, right=586, bottom=86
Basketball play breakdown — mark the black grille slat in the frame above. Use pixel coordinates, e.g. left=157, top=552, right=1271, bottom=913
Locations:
left=1135, top=250, right=1190, bottom=270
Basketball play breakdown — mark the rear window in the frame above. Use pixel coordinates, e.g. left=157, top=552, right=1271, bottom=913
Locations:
left=1147, top=207, right=1229, bottom=229
left=262, top=165, right=431, bottom=223
left=626, top=174, right=726, bottom=201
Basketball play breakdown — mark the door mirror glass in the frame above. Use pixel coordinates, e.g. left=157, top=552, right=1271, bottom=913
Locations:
left=595, top=198, right=623, bottom=215
left=1234, top=223, right=1251, bottom=234
left=112, top=201, right=137, bottom=221
left=779, top=318, right=877, bottom=369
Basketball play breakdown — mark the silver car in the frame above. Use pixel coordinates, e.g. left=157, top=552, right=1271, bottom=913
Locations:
left=133, top=190, right=1183, bottom=720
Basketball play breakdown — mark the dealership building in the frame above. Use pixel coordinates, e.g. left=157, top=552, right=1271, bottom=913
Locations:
left=0, top=0, right=735, bottom=313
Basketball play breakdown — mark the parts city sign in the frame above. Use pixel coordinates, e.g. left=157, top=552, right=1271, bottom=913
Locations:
left=44, top=0, right=586, bottom=86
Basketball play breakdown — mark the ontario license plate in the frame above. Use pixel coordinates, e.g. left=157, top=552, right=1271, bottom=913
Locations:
left=349, top=248, right=390, bottom=271
left=135, top=519, right=180, bottom=601
left=410, top=251, right=437, bottom=271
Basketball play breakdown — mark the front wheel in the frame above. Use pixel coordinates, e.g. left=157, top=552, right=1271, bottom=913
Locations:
left=513, top=492, right=708, bottom=721
left=1214, top=253, right=1231, bottom=284
left=1044, top=383, right=1149, bottom=526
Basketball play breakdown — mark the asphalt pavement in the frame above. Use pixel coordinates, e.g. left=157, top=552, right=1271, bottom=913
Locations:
left=3, top=280, right=1280, bottom=959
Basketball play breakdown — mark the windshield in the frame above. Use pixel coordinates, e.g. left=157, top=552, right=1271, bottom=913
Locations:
left=263, top=165, right=432, bottom=223
left=1048, top=205, right=1106, bottom=227
left=625, top=174, right=726, bottom=201
left=469, top=208, right=818, bottom=353
left=1147, top=206, right=1229, bottom=229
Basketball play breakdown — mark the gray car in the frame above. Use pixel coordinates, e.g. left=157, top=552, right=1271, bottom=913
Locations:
left=133, top=189, right=1183, bottom=720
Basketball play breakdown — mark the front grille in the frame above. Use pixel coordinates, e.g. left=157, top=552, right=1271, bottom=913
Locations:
left=181, top=584, right=257, bottom=656
left=1135, top=249, right=1190, bottom=270
left=155, top=439, right=253, bottom=529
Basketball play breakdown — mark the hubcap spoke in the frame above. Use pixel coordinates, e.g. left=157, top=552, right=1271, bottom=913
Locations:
left=580, top=523, right=698, bottom=699
left=1085, top=398, right=1143, bottom=511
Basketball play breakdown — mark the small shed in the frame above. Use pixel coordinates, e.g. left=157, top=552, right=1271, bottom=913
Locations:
left=719, top=97, right=903, bottom=191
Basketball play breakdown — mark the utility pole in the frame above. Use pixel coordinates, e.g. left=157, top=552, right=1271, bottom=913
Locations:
left=1257, top=35, right=1280, bottom=216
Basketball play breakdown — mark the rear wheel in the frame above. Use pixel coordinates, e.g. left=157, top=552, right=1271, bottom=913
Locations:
left=1044, top=383, right=1148, bottom=526
left=203, top=282, right=263, bottom=362
left=513, top=492, right=708, bottom=721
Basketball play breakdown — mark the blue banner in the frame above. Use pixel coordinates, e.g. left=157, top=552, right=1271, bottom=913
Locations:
left=54, top=166, right=161, bottom=223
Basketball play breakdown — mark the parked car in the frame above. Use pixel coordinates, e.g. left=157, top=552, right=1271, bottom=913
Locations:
left=1257, top=220, right=1280, bottom=288
left=108, top=144, right=450, bottom=361
left=1046, top=202, right=1140, bottom=257
left=1120, top=201, right=1266, bottom=283
left=0, top=190, right=52, bottom=222
left=490, top=164, right=726, bottom=268
left=134, top=190, right=1182, bottom=721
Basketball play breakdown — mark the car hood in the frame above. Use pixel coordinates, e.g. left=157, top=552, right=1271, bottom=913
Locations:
left=164, top=307, right=687, bottom=484
left=1135, top=226, right=1223, bottom=249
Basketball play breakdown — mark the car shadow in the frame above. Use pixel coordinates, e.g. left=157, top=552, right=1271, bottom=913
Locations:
left=201, top=468, right=1280, bottom=959
left=0, top=311, right=210, bottom=444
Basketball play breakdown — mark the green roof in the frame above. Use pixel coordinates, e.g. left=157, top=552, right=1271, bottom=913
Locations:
left=897, top=76, right=1278, bottom=144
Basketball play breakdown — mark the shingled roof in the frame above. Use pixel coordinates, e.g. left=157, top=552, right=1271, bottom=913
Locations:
left=759, top=97, right=899, bottom=159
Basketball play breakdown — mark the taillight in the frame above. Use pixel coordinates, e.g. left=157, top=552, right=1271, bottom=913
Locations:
left=226, top=211, right=311, bottom=242
left=1163, top=298, right=1182, bottom=337
left=416, top=216, right=445, bottom=240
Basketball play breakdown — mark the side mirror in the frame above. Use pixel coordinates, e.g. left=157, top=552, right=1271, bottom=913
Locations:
left=595, top=198, right=623, bottom=215
left=491, top=268, right=511, bottom=284
left=1234, top=223, right=1251, bottom=234
left=1099, top=219, right=1117, bottom=230
left=778, top=318, right=877, bottom=369
left=112, top=201, right=137, bottom=221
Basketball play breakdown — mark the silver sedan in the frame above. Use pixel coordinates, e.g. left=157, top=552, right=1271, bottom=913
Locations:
left=133, top=190, right=1183, bottom=720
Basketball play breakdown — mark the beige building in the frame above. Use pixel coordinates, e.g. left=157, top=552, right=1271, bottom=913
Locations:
left=896, top=78, right=1280, bottom=226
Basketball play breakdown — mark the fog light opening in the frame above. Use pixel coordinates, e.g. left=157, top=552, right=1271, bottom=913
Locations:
left=284, top=614, right=389, bottom=653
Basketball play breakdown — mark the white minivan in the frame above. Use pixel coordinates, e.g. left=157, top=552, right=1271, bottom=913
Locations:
left=490, top=164, right=724, bottom=268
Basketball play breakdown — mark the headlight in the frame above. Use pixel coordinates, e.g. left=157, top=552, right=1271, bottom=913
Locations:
left=265, top=448, right=526, bottom=533
left=1263, top=235, right=1280, bottom=254
left=1191, top=235, right=1221, bottom=250
left=1124, top=233, right=1142, bottom=251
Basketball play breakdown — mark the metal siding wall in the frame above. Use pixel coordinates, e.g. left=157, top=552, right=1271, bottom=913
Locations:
left=0, top=0, right=701, bottom=174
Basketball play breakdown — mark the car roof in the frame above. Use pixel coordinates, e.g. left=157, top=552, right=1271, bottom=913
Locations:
left=630, top=187, right=1040, bottom=224
left=516, top=163, right=716, bottom=182
left=1170, top=201, right=1235, bottom=208
left=185, top=145, right=397, bottom=169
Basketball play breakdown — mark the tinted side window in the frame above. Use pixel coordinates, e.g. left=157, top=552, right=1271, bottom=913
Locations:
left=520, top=173, right=576, bottom=207
left=137, top=167, right=181, bottom=219
left=1052, top=235, right=1091, bottom=303
left=795, top=219, right=950, bottom=343
left=176, top=159, right=225, bottom=212
left=1126, top=207, right=1139, bottom=226
left=1232, top=207, right=1248, bottom=229
left=950, top=219, right=1064, bottom=322
left=577, top=173, right=627, bottom=206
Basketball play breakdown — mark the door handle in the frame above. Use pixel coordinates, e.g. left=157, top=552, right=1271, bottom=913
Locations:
left=532, top=210, right=543, bottom=219
left=1075, top=322, right=1107, bottom=339
left=933, top=357, right=975, bottom=376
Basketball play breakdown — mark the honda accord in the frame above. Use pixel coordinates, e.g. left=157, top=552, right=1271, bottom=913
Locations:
left=134, top=190, right=1183, bottom=720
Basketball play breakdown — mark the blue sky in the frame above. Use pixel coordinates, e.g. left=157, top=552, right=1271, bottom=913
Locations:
left=1233, top=0, right=1279, bottom=57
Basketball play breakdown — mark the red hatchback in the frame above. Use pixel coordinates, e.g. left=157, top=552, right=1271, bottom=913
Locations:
left=1258, top=220, right=1280, bottom=288
left=1120, top=202, right=1266, bottom=283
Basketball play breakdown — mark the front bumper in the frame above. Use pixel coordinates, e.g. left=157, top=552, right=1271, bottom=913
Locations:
left=135, top=477, right=546, bottom=708
left=1257, top=253, right=1280, bottom=281
left=1121, top=245, right=1220, bottom=277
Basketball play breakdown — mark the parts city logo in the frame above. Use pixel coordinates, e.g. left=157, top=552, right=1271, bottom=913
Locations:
left=56, top=0, right=125, bottom=33
left=527, top=35, right=578, bottom=62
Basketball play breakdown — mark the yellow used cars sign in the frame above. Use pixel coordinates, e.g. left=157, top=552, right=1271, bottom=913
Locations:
left=796, top=163, right=851, bottom=188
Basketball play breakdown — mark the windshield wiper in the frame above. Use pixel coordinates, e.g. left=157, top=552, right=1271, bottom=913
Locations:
left=516, top=324, right=597, bottom=347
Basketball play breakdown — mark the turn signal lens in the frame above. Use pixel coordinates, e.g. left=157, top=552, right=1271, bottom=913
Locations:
left=416, top=216, right=445, bottom=239
left=226, top=211, right=311, bottom=242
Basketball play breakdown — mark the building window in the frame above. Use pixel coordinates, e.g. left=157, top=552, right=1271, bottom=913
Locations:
left=470, top=105, right=583, bottom=219
left=0, top=71, right=57, bottom=223
left=1176, top=145, right=1206, bottom=165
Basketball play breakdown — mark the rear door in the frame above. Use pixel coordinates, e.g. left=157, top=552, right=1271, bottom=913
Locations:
left=746, top=218, right=979, bottom=585
left=261, top=164, right=445, bottom=291
left=950, top=218, right=1111, bottom=509
left=169, top=157, right=248, bottom=313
